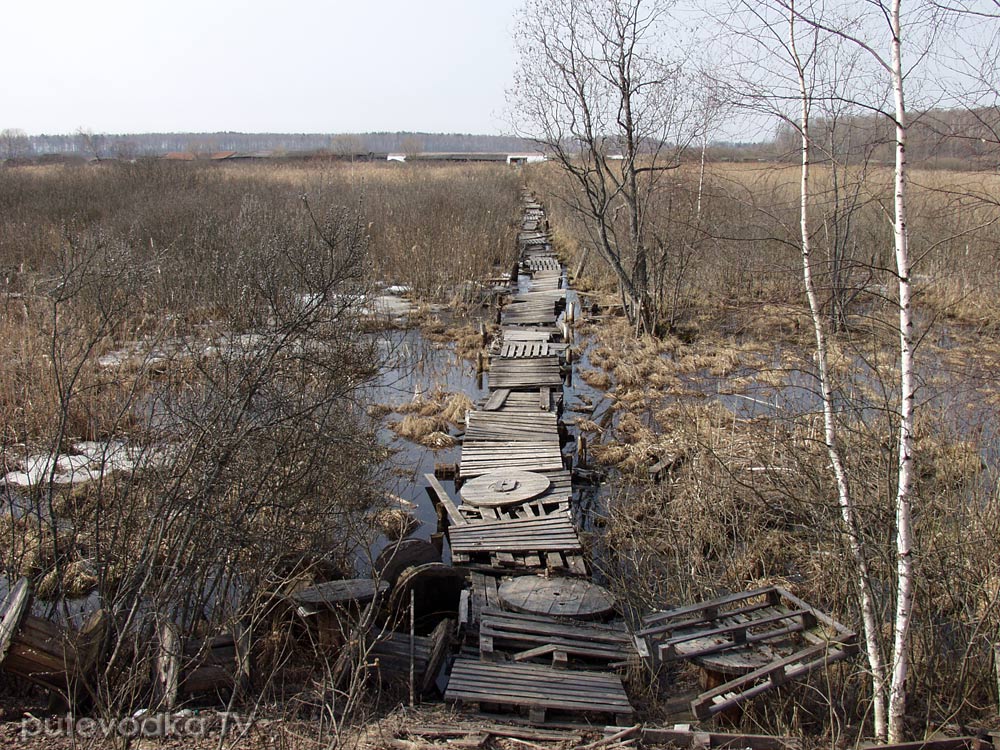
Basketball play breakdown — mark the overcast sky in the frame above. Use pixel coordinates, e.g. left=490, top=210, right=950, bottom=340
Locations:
left=3, top=0, right=524, bottom=136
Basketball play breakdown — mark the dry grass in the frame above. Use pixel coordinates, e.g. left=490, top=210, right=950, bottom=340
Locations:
left=388, top=388, right=470, bottom=448
left=389, top=414, right=449, bottom=442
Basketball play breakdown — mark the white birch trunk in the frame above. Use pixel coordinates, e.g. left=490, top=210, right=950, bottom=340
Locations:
left=788, top=5, right=889, bottom=740
left=888, top=0, right=916, bottom=741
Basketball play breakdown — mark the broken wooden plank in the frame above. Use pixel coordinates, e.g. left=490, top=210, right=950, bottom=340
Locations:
left=425, top=474, right=469, bottom=526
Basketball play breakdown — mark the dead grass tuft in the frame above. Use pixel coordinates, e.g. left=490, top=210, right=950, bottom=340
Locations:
left=389, top=414, right=449, bottom=442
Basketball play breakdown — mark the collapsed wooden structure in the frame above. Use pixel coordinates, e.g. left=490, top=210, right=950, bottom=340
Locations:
left=638, top=586, right=858, bottom=719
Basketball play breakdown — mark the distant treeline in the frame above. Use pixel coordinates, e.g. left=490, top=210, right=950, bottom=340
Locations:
left=4, top=106, right=999, bottom=168
left=772, top=106, right=1000, bottom=167
left=4, top=131, right=536, bottom=159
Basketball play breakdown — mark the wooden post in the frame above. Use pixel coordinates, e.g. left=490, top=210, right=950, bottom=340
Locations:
left=409, top=589, right=416, bottom=708
left=479, top=322, right=488, bottom=347
left=994, top=641, right=1000, bottom=714
left=577, top=435, right=588, bottom=468
left=567, top=301, right=575, bottom=324
left=476, top=350, right=484, bottom=374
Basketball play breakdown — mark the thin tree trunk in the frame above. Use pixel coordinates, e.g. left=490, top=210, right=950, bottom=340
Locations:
left=789, top=5, right=889, bottom=740
left=888, top=0, right=915, bottom=740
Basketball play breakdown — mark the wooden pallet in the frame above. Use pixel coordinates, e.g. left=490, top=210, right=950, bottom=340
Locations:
left=488, top=357, right=564, bottom=390
left=448, top=514, right=581, bottom=556
left=459, top=442, right=565, bottom=478
left=640, top=586, right=857, bottom=718
left=498, top=341, right=567, bottom=359
left=529, top=277, right=563, bottom=293
left=501, top=329, right=555, bottom=343
left=639, top=586, right=856, bottom=666
left=691, top=641, right=855, bottom=719
left=465, top=410, right=561, bottom=443
left=445, top=657, right=634, bottom=725
left=498, top=390, right=563, bottom=414
left=480, top=609, right=638, bottom=669
left=526, top=258, right=562, bottom=273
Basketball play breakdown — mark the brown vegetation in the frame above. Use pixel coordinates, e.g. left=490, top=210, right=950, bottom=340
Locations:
left=533, top=158, right=1000, bottom=736
left=0, top=159, right=520, bottom=730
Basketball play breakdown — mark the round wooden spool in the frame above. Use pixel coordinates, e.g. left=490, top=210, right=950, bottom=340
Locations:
left=498, top=576, right=615, bottom=620
left=459, top=469, right=550, bottom=507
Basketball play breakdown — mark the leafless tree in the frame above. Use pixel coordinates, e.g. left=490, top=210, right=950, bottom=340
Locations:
left=510, top=0, right=701, bottom=334
left=1, top=128, right=29, bottom=161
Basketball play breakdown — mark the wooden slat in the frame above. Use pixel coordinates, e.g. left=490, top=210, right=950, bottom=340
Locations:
left=425, top=474, right=469, bottom=526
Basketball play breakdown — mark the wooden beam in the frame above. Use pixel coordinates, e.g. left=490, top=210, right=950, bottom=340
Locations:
left=424, top=474, right=468, bottom=526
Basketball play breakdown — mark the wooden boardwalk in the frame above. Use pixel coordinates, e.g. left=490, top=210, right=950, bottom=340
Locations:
left=433, top=193, right=635, bottom=725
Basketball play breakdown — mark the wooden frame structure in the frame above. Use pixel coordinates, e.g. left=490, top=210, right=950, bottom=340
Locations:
left=638, top=586, right=857, bottom=719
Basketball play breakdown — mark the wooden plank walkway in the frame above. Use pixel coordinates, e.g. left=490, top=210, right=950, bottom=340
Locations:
left=488, top=357, right=564, bottom=390
left=448, top=515, right=581, bottom=555
left=436, top=194, right=636, bottom=725
left=465, top=410, right=561, bottom=443
left=459, top=442, right=565, bottom=478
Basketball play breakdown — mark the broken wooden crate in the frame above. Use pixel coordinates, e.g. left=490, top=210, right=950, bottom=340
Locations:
left=638, top=586, right=857, bottom=719
left=479, top=608, right=639, bottom=670
left=154, top=622, right=251, bottom=709
left=289, top=577, right=389, bottom=650
left=333, top=618, right=454, bottom=699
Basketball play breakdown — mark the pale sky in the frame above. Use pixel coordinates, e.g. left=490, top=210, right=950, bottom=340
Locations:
left=3, top=0, right=524, bottom=136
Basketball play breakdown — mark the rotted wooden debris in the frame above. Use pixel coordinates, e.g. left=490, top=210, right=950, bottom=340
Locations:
left=445, top=657, right=634, bottom=726
left=393, top=722, right=584, bottom=749
left=859, top=739, right=994, bottom=750
left=288, top=577, right=391, bottom=650
left=334, top=617, right=455, bottom=699
left=0, top=577, right=108, bottom=707
left=290, top=578, right=389, bottom=617
left=372, top=618, right=455, bottom=697
left=638, top=725, right=802, bottom=750
left=638, top=586, right=857, bottom=719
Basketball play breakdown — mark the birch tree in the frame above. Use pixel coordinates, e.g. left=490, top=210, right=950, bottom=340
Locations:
left=715, top=0, right=944, bottom=738
left=719, top=0, right=893, bottom=737
left=765, top=0, right=931, bottom=739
